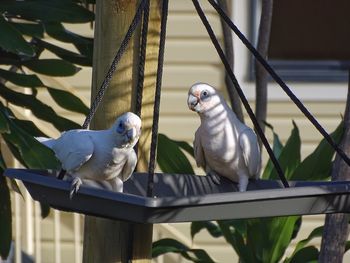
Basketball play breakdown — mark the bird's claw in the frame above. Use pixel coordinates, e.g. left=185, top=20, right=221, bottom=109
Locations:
left=70, top=177, right=82, bottom=199
left=207, top=171, right=221, bottom=185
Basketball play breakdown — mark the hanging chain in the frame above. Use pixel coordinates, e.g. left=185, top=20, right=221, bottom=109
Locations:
left=146, top=0, right=169, bottom=197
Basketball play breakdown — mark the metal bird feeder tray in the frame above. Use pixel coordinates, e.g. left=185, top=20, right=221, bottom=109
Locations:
left=5, top=0, right=350, bottom=223
left=5, top=169, right=350, bottom=223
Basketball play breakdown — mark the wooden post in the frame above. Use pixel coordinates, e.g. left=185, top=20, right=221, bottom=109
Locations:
left=82, top=1, right=161, bottom=262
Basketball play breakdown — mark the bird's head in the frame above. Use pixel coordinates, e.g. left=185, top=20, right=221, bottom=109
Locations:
left=187, top=83, right=222, bottom=114
left=114, top=112, right=142, bottom=148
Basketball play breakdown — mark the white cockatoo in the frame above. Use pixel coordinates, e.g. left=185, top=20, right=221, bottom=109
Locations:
left=187, top=83, right=261, bottom=192
left=36, top=112, right=141, bottom=198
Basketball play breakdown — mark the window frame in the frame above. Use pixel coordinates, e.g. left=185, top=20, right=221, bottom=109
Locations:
left=249, top=0, right=350, bottom=83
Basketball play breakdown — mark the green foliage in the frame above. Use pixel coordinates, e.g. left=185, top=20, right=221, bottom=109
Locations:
left=0, top=0, right=93, bottom=259
left=154, top=121, right=344, bottom=262
left=152, top=238, right=216, bottom=263
left=157, top=134, right=194, bottom=174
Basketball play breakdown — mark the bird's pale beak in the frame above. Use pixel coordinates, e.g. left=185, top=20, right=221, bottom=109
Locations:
left=188, top=94, right=199, bottom=111
left=127, top=127, right=137, bottom=141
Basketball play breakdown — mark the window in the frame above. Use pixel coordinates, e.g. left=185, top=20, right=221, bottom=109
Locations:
left=251, top=0, right=350, bottom=82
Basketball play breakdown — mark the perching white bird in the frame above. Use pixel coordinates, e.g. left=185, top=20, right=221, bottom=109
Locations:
left=36, top=112, right=141, bottom=198
left=187, top=83, right=261, bottom=192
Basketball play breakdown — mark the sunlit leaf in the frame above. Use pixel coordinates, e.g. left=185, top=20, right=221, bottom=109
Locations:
left=246, top=216, right=300, bottom=263
left=262, top=122, right=283, bottom=179
left=0, top=174, right=11, bottom=260
left=269, top=121, right=301, bottom=180
left=0, top=16, right=35, bottom=56
left=23, top=59, right=81, bottom=77
left=291, top=121, right=344, bottom=181
left=0, top=1, right=94, bottom=23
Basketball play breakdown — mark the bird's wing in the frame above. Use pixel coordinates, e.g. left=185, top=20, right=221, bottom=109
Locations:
left=194, top=128, right=206, bottom=169
left=119, top=149, right=137, bottom=182
left=52, top=131, right=94, bottom=171
left=239, top=128, right=261, bottom=176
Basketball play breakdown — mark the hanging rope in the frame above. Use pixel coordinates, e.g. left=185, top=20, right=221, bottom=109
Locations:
left=82, top=0, right=147, bottom=129
left=146, top=0, right=169, bottom=197
left=192, top=0, right=289, bottom=187
left=208, top=0, right=350, bottom=167
left=135, top=0, right=150, bottom=118
left=57, top=0, right=147, bottom=180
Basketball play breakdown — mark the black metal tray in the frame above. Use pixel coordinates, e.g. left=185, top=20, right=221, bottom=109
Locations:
left=5, top=168, right=350, bottom=223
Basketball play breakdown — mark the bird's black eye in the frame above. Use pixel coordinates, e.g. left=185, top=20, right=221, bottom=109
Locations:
left=119, top=122, right=123, bottom=127
left=201, top=90, right=210, bottom=100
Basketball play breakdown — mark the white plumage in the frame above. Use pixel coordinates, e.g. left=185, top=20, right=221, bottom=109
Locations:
left=36, top=112, right=141, bottom=198
left=187, top=83, right=261, bottom=191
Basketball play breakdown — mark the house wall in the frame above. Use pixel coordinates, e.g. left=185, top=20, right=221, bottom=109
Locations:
left=9, top=1, right=350, bottom=262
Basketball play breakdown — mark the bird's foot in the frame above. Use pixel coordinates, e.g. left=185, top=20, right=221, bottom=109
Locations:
left=238, top=174, right=249, bottom=192
left=207, top=171, right=221, bottom=185
left=70, top=177, right=82, bottom=199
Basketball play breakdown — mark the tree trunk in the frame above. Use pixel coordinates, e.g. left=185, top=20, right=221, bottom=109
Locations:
left=319, top=72, right=350, bottom=263
left=82, top=1, right=161, bottom=262
left=255, top=0, right=273, bottom=146
left=218, top=0, right=244, bottom=123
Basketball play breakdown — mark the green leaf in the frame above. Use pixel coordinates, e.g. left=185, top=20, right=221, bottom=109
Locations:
left=10, top=21, right=44, bottom=38
left=0, top=174, right=12, bottom=260
left=0, top=108, right=60, bottom=169
left=269, top=121, right=301, bottom=180
left=152, top=238, right=216, bottom=263
left=262, top=123, right=283, bottom=179
left=35, top=38, right=92, bottom=66
left=191, top=221, right=222, bottom=240
left=23, top=59, right=81, bottom=77
left=13, top=119, right=47, bottom=137
left=291, top=121, right=344, bottom=181
left=285, top=226, right=323, bottom=263
left=0, top=1, right=95, bottom=23
left=157, top=134, right=194, bottom=174
left=217, top=221, right=254, bottom=263
left=288, top=246, right=319, bottom=263
left=0, top=68, right=44, bottom=88
left=0, top=16, right=35, bottom=56
left=0, top=83, right=81, bottom=131
left=43, top=22, right=93, bottom=58
left=47, top=87, right=89, bottom=115
left=246, top=216, right=300, bottom=263
left=0, top=106, right=10, bottom=133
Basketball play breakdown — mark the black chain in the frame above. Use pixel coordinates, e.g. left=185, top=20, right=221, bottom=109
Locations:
left=208, top=0, right=350, bottom=167
left=146, top=0, right=169, bottom=197
left=193, top=0, right=289, bottom=187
